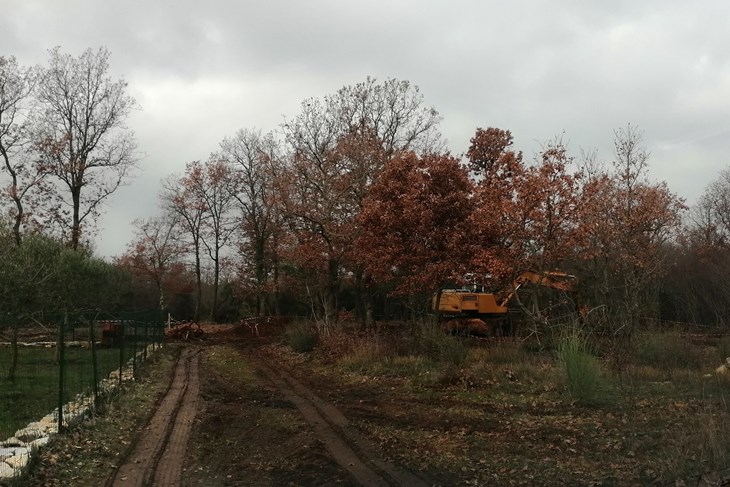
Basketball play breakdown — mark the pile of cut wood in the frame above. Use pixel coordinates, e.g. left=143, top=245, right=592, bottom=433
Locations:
left=165, top=322, right=205, bottom=341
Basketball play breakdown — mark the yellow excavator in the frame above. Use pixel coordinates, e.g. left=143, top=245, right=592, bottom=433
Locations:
left=432, top=270, right=577, bottom=335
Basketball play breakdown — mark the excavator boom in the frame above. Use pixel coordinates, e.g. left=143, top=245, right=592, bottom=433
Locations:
left=498, top=270, right=575, bottom=307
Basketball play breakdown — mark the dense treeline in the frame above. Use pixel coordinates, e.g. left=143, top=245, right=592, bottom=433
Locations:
left=117, top=77, right=701, bottom=333
left=2, top=47, right=729, bottom=332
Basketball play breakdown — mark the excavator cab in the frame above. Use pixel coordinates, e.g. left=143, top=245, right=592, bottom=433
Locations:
left=432, top=270, right=577, bottom=336
left=434, top=290, right=508, bottom=316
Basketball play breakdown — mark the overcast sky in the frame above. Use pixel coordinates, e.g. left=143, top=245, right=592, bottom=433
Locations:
left=2, top=0, right=730, bottom=257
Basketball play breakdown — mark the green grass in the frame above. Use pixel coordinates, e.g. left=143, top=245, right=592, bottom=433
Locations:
left=556, top=332, right=610, bottom=405
left=408, top=323, right=468, bottom=366
left=634, top=331, right=705, bottom=377
left=205, top=345, right=256, bottom=384
left=16, top=346, right=178, bottom=487
left=0, top=345, right=140, bottom=439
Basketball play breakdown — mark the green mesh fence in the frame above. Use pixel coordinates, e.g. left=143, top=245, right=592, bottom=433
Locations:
left=0, top=311, right=165, bottom=439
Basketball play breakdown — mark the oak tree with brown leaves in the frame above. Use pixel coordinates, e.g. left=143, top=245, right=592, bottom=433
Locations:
left=280, top=77, right=443, bottom=325
left=116, top=214, right=187, bottom=313
left=356, top=151, right=475, bottom=303
left=467, top=127, right=526, bottom=281
left=574, top=125, right=685, bottom=332
left=512, top=141, right=581, bottom=271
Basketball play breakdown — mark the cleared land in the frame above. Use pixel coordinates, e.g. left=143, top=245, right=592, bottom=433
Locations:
left=11, top=322, right=730, bottom=486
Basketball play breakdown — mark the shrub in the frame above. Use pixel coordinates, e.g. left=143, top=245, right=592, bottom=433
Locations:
left=717, top=335, right=730, bottom=363
left=409, top=323, right=468, bottom=366
left=318, top=329, right=358, bottom=357
left=556, top=331, right=606, bottom=405
left=635, top=332, right=702, bottom=376
left=284, top=322, right=318, bottom=353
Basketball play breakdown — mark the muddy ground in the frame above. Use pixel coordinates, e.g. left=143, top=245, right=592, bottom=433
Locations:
left=14, top=322, right=730, bottom=486
left=182, top=324, right=434, bottom=487
left=16, top=323, right=442, bottom=486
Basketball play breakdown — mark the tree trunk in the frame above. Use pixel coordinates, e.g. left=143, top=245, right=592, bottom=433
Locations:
left=365, top=300, right=374, bottom=327
left=71, top=185, right=82, bottom=250
left=211, top=255, right=220, bottom=322
left=354, top=268, right=365, bottom=325
left=1, top=150, right=24, bottom=245
left=272, top=249, right=281, bottom=316
left=193, top=240, right=202, bottom=322
left=325, top=258, right=339, bottom=325
left=255, top=237, right=266, bottom=317
left=353, top=268, right=375, bottom=328
left=11, top=186, right=23, bottom=246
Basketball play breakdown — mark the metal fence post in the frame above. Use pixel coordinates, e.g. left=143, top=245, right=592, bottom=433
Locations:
left=57, top=315, right=65, bottom=433
left=131, top=321, right=137, bottom=378
left=90, top=318, right=99, bottom=407
left=156, top=320, right=161, bottom=350
left=143, top=320, right=148, bottom=362
left=118, top=320, right=125, bottom=388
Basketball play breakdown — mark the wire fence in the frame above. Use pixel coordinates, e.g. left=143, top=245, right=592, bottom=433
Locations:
left=0, top=311, right=165, bottom=440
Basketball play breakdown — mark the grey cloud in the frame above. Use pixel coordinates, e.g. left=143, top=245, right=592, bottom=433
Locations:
left=2, top=0, right=730, bottom=256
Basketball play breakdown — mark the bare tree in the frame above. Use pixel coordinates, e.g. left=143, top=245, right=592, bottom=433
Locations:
left=163, top=160, right=237, bottom=321
left=0, top=56, right=45, bottom=245
left=671, top=167, right=730, bottom=325
left=35, top=47, right=137, bottom=249
left=695, top=167, right=730, bottom=242
left=330, top=76, right=444, bottom=157
left=162, top=170, right=205, bottom=321
left=194, top=158, right=238, bottom=320
left=220, top=128, right=280, bottom=316
left=576, top=125, right=684, bottom=333
left=283, top=77, right=443, bottom=167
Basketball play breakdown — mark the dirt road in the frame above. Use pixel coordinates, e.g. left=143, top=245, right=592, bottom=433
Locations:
left=254, top=358, right=428, bottom=487
left=99, top=317, right=432, bottom=487
left=108, top=347, right=200, bottom=487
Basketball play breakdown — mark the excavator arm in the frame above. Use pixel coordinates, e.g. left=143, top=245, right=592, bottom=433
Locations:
left=498, top=270, right=575, bottom=307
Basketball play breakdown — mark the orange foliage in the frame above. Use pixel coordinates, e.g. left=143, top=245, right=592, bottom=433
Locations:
left=356, top=151, right=475, bottom=295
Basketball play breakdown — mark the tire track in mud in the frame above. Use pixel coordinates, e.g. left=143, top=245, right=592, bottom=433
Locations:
left=255, top=358, right=428, bottom=487
left=108, top=347, right=200, bottom=487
